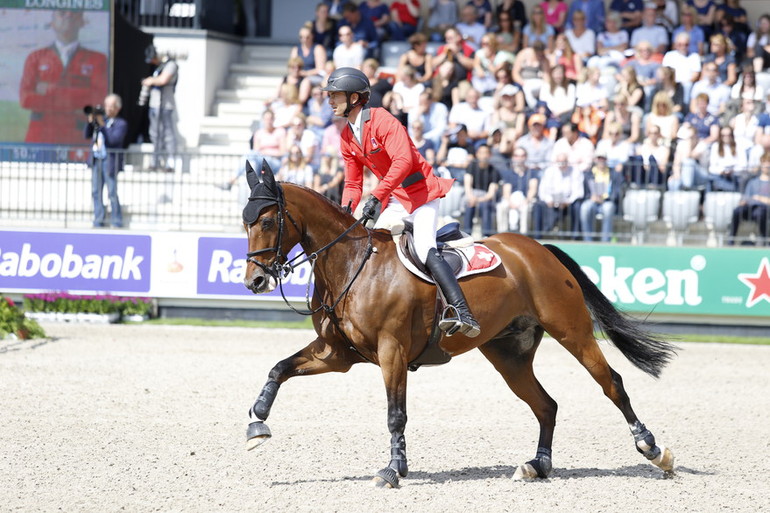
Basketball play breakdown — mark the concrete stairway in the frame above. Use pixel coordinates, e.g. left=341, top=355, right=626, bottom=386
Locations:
left=198, top=44, right=292, bottom=150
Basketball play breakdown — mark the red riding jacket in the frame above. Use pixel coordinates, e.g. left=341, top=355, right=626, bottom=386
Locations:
left=340, top=107, right=453, bottom=214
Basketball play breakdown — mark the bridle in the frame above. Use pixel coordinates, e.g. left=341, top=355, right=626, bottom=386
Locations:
left=245, top=185, right=374, bottom=317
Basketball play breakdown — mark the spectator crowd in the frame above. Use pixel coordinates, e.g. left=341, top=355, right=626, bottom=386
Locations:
left=242, top=0, right=770, bottom=244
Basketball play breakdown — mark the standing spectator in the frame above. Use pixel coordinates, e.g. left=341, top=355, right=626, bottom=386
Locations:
left=540, top=0, right=568, bottom=34
left=426, top=0, right=459, bottom=43
left=359, top=0, right=391, bottom=42
left=689, top=62, right=732, bottom=116
left=522, top=5, right=555, bottom=52
left=588, top=11, right=630, bottom=70
left=463, top=144, right=501, bottom=236
left=456, top=4, right=487, bottom=49
left=398, top=33, right=434, bottom=85
left=729, top=153, right=770, bottom=245
left=610, top=0, right=644, bottom=34
left=388, top=0, right=420, bottom=41
left=630, top=4, right=670, bottom=55
left=662, top=32, right=702, bottom=104
left=531, top=153, right=585, bottom=238
left=554, top=121, right=595, bottom=173
left=19, top=9, right=108, bottom=145
left=565, top=0, right=605, bottom=35
left=672, top=5, right=706, bottom=55
left=580, top=151, right=624, bottom=241
left=142, top=46, right=179, bottom=173
left=338, top=1, right=380, bottom=60
left=564, top=10, right=596, bottom=62
left=448, top=88, right=492, bottom=149
left=333, top=25, right=366, bottom=68
left=408, top=90, right=448, bottom=150
left=497, top=147, right=539, bottom=233
left=516, top=114, right=555, bottom=176
left=85, top=94, right=127, bottom=228
left=702, top=33, right=738, bottom=87
left=278, top=144, right=315, bottom=187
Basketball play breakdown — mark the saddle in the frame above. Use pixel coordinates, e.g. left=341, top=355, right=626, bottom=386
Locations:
left=398, top=220, right=470, bottom=277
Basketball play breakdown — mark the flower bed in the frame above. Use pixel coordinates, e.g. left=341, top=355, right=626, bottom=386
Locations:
left=1, top=296, right=46, bottom=340
left=22, top=292, right=154, bottom=323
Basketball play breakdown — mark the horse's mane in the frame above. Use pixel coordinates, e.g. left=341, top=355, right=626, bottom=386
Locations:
left=279, top=182, right=356, bottom=227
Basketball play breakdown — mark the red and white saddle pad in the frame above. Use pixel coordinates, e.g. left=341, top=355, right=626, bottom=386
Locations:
left=394, top=236, right=502, bottom=283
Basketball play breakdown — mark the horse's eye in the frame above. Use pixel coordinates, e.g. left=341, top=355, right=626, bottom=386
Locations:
left=260, top=217, right=275, bottom=231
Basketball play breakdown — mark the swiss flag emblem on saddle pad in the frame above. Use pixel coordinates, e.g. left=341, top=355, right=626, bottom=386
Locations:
left=466, top=245, right=499, bottom=271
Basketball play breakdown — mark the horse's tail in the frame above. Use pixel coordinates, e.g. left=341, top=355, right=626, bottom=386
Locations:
left=543, top=244, right=677, bottom=378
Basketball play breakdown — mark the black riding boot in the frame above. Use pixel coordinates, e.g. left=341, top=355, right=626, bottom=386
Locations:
left=425, top=248, right=480, bottom=338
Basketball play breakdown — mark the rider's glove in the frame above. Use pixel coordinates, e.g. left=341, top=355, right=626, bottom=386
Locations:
left=361, top=196, right=380, bottom=221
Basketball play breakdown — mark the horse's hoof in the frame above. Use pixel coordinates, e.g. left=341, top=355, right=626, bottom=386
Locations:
left=513, top=463, right=538, bottom=480
left=371, top=467, right=400, bottom=488
left=246, top=421, right=271, bottom=451
left=652, top=446, right=675, bottom=473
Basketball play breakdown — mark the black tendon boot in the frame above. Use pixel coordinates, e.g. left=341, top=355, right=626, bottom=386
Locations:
left=425, top=248, right=480, bottom=337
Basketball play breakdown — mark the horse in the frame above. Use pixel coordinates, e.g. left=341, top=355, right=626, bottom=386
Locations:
left=241, top=159, right=677, bottom=488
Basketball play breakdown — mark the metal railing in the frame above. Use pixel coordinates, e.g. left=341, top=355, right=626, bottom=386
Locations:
left=1, top=146, right=767, bottom=246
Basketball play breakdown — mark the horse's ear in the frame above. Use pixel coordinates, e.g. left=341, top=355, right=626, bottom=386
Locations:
left=260, top=158, right=277, bottom=191
left=245, top=160, right=260, bottom=189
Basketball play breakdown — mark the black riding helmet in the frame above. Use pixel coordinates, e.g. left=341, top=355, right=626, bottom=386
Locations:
left=322, top=67, right=371, bottom=117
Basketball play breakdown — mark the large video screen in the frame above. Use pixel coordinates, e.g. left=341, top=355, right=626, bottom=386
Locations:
left=0, top=2, right=111, bottom=146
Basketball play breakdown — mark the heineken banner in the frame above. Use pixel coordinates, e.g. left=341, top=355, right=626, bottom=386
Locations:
left=0, top=229, right=768, bottom=319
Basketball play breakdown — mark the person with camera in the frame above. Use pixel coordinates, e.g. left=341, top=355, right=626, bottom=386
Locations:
left=141, top=45, right=179, bottom=172
left=84, top=94, right=127, bottom=228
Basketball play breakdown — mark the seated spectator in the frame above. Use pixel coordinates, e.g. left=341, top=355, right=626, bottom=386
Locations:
left=669, top=93, right=719, bottom=189
left=469, top=0, right=494, bottom=29
left=388, top=65, right=425, bottom=123
left=314, top=149, right=344, bottom=203
left=408, top=89, right=449, bottom=150
left=540, top=0, right=567, bottom=34
left=497, top=147, right=539, bottom=233
left=285, top=114, right=320, bottom=172
left=360, top=0, right=391, bottom=42
left=649, top=66, right=685, bottom=118
left=755, top=92, right=770, bottom=146
left=361, top=58, right=393, bottom=108
left=564, top=9, right=596, bottom=62
left=463, top=144, right=501, bottom=236
left=436, top=124, right=475, bottom=220
left=498, top=0, right=528, bottom=31
left=672, top=5, right=706, bottom=55
left=717, top=15, right=747, bottom=63
left=689, top=61, right=732, bottom=116
left=702, top=33, right=738, bottom=87
left=575, top=66, right=608, bottom=109
left=522, top=5, right=555, bottom=53
left=513, top=41, right=551, bottom=108
left=549, top=33, right=583, bottom=82
left=688, top=0, right=717, bottom=39
left=685, top=91, right=722, bottom=144
left=531, top=153, right=585, bottom=238
left=731, top=98, right=759, bottom=162
left=626, top=41, right=663, bottom=101
left=333, top=25, right=366, bottom=68
left=494, top=9, right=521, bottom=54
left=615, top=66, right=646, bottom=111
left=491, top=83, right=526, bottom=142
left=715, top=0, right=748, bottom=31
left=646, top=91, right=680, bottom=148
left=398, top=33, right=434, bottom=85
left=425, top=0, right=459, bottom=43
left=732, top=64, right=766, bottom=102
left=637, top=124, right=672, bottom=186
left=729, top=152, right=770, bottom=245
left=588, top=11, right=629, bottom=71
left=324, top=0, right=345, bottom=20
left=278, top=144, right=315, bottom=187
left=596, top=121, right=635, bottom=172
left=580, top=151, right=624, bottom=242
left=311, top=3, right=338, bottom=58
left=539, top=64, right=577, bottom=123
left=387, top=0, right=420, bottom=41
left=490, top=66, right=525, bottom=108
left=554, top=121, right=596, bottom=173
left=707, top=126, right=742, bottom=191
left=290, top=25, right=328, bottom=90
left=338, top=1, right=380, bottom=60
left=653, top=0, right=679, bottom=33
left=410, top=118, right=437, bottom=166
left=251, top=109, right=286, bottom=170
left=321, top=116, right=347, bottom=159
left=277, top=56, right=310, bottom=106
left=304, top=84, right=334, bottom=140
left=746, top=14, right=770, bottom=69
left=604, top=94, right=643, bottom=143
left=662, top=32, right=702, bottom=104
left=566, top=0, right=605, bottom=35
left=516, top=113, right=555, bottom=176
left=572, top=100, right=608, bottom=145
left=448, top=87, right=492, bottom=149
left=471, top=33, right=515, bottom=96
left=433, top=26, right=476, bottom=85
left=631, top=3, right=670, bottom=55
left=456, top=4, right=487, bottom=49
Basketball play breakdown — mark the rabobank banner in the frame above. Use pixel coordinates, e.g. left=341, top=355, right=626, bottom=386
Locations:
left=0, top=229, right=312, bottom=301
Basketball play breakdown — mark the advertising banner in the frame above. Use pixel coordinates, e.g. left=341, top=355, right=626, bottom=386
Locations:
left=0, top=1, right=111, bottom=146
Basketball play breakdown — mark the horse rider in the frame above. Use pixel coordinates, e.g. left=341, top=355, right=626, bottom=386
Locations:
left=322, top=66, right=480, bottom=337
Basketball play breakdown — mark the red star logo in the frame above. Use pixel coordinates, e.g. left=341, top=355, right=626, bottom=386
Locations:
left=738, top=257, right=770, bottom=308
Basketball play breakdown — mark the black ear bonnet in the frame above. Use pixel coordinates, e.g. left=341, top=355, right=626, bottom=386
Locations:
left=242, top=159, right=282, bottom=225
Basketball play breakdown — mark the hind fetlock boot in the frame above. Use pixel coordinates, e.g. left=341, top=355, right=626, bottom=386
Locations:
left=425, top=248, right=481, bottom=338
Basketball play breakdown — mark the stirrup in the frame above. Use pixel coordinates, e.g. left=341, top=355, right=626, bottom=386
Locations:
left=438, top=306, right=480, bottom=338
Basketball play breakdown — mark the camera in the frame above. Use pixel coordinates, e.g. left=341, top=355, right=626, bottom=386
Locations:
left=137, top=85, right=151, bottom=106
left=83, top=104, right=105, bottom=116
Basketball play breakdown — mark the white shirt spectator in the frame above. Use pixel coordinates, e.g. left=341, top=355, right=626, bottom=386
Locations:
left=565, top=28, right=596, bottom=57
left=690, top=80, right=732, bottom=116
left=661, top=50, right=702, bottom=85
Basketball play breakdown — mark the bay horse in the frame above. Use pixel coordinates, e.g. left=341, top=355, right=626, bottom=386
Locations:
left=242, top=160, right=676, bottom=488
